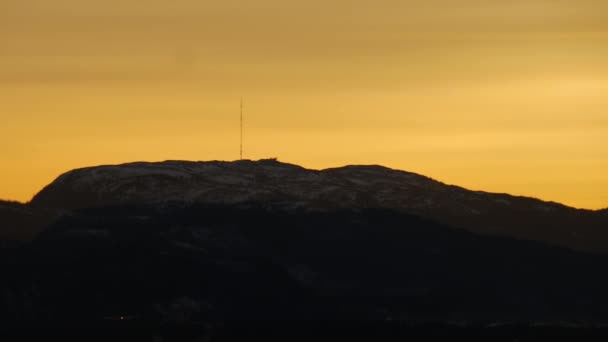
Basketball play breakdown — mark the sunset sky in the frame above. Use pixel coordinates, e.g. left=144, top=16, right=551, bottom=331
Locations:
left=1, top=0, right=607, bottom=209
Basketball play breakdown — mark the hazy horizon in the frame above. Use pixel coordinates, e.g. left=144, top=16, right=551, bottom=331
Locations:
left=2, top=0, right=608, bottom=209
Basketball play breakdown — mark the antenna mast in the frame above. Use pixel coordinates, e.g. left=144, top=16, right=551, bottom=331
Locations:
left=240, top=97, right=243, bottom=160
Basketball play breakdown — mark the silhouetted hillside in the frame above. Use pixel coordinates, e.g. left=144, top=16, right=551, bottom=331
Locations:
left=3, top=204, right=608, bottom=327
left=0, top=200, right=57, bottom=240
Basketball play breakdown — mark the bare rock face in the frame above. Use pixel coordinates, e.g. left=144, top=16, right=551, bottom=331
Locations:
left=29, top=159, right=608, bottom=252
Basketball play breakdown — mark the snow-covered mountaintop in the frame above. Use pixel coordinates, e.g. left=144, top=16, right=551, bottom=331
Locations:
left=31, top=159, right=558, bottom=213
left=23, top=159, right=608, bottom=251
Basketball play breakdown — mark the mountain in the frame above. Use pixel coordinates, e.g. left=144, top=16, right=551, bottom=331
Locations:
left=3, top=159, right=608, bottom=332
left=29, top=159, right=608, bottom=252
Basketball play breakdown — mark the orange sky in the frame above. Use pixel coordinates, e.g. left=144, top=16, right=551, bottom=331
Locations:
left=1, top=0, right=607, bottom=209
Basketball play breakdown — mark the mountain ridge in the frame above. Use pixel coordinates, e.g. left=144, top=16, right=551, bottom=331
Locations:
left=31, top=159, right=574, bottom=210
left=26, top=159, right=608, bottom=252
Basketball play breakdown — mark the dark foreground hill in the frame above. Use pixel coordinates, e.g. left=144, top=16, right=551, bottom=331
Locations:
left=3, top=204, right=608, bottom=326
left=0, top=200, right=57, bottom=240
